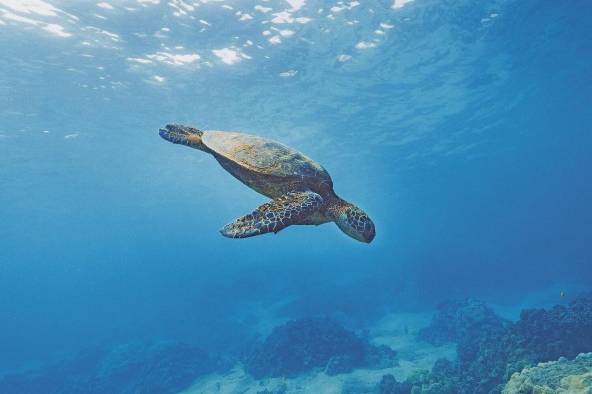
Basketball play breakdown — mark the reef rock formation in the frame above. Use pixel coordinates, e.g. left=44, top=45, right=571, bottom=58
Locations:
left=418, top=298, right=508, bottom=346
left=504, top=297, right=592, bottom=371
left=378, top=374, right=412, bottom=394
left=245, top=318, right=397, bottom=378
left=457, top=297, right=592, bottom=393
left=0, top=342, right=221, bottom=394
left=502, top=353, right=592, bottom=394
left=383, top=296, right=592, bottom=394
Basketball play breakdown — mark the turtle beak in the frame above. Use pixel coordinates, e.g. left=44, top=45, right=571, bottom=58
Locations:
left=363, top=224, right=376, bottom=243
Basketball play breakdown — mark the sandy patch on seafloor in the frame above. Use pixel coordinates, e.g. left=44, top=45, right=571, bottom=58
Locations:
left=179, top=312, right=456, bottom=394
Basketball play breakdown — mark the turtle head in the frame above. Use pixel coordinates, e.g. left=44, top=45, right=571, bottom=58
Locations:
left=330, top=200, right=375, bottom=243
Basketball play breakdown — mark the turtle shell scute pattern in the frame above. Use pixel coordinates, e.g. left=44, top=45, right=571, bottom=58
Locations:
left=221, top=191, right=323, bottom=238
left=203, top=131, right=331, bottom=182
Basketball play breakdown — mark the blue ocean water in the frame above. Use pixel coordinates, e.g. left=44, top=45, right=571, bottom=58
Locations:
left=0, top=0, right=591, bottom=392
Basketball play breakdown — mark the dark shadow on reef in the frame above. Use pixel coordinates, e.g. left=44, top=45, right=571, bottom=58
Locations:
left=378, top=296, right=592, bottom=394
left=244, top=318, right=397, bottom=378
left=0, top=342, right=226, bottom=394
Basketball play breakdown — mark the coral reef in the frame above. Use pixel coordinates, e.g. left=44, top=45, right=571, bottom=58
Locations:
left=379, top=297, right=592, bottom=394
left=505, top=297, right=592, bottom=370
left=380, top=359, right=459, bottom=394
left=244, top=318, right=397, bottom=379
left=3, top=298, right=590, bottom=394
left=377, top=359, right=459, bottom=394
left=0, top=342, right=221, bottom=394
left=502, top=353, right=592, bottom=394
left=94, top=342, right=221, bottom=393
left=418, top=298, right=508, bottom=346
left=378, top=374, right=412, bottom=394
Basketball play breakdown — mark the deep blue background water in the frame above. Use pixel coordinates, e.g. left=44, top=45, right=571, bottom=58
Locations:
left=0, top=0, right=591, bottom=372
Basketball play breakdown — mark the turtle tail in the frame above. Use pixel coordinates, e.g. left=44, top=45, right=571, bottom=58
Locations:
left=159, top=124, right=209, bottom=152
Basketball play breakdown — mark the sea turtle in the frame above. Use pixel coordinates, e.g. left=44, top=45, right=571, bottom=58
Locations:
left=159, top=124, right=375, bottom=243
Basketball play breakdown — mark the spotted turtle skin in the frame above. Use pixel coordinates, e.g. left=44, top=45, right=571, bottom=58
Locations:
left=220, top=191, right=323, bottom=238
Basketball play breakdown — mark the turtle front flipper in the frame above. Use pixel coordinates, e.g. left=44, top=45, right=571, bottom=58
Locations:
left=220, top=191, right=324, bottom=239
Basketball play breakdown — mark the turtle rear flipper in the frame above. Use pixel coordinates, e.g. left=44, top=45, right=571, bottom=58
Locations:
left=159, top=124, right=210, bottom=152
left=220, top=191, right=323, bottom=238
